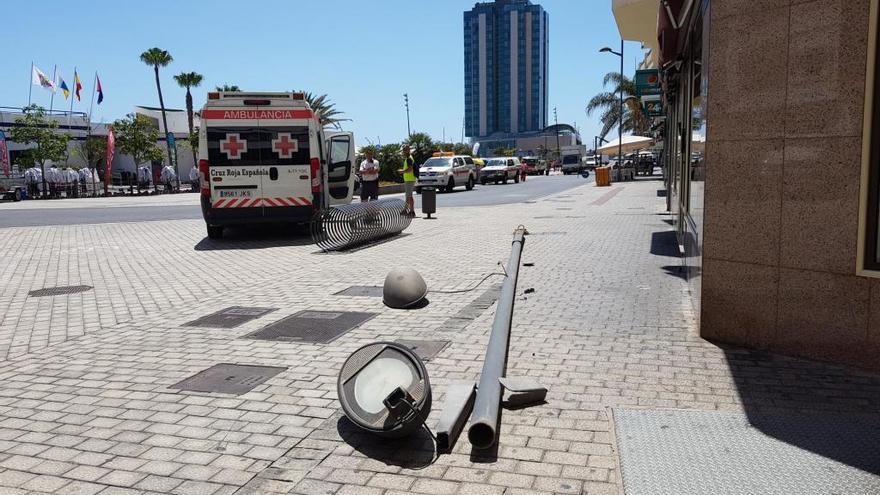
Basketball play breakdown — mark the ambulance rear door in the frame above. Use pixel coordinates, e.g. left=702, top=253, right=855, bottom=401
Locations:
left=324, top=131, right=356, bottom=206
left=205, top=118, right=265, bottom=217
left=259, top=120, right=314, bottom=219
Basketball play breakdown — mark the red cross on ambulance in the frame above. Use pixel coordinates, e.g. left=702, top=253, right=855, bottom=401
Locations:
left=272, top=133, right=298, bottom=159
left=220, top=133, right=247, bottom=159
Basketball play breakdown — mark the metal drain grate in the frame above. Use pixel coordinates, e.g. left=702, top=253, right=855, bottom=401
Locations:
left=613, top=408, right=880, bottom=495
left=334, top=286, right=384, bottom=297
left=184, top=307, right=276, bottom=328
left=170, top=363, right=287, bottom=395
left=244, top=310, right=377, bottom=344
left=395, top=340, right=450, bottom=361
left=28, top=285, right=93, bottom=297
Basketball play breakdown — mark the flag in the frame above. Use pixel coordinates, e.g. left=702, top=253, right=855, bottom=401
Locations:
left=0, top=131, right=8, bottom=178
left=105, top=127, right=115, bottom=187
left=96, top=74, right=104, bottom=104
left=31, top=65, right=56, bottom=92
left=74, top=71, right=82, bottom=101
left=59, top=77, right=70, bottom=99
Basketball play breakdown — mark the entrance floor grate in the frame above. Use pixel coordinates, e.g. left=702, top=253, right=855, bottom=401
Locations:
left=395, top=340, right=450, bottom=361
left=184, top=307, right=276, bottom=328
left=28, top=285, right=93, bottom=297
left=170, top=363, right=287, bottom=395
left=334, top=286, right=384, bottom=297
left=244, top=310, right=377, bottom=344
left=613, top=408, right=880, bottom=495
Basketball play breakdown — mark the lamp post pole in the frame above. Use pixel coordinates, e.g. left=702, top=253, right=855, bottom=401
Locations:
left=404, top=93, right=411, bottom=138
left=554, top=107, right=560, bottom=173
left=600, top=42, right=625, bottom=167
left=618, top=39, right=624, bottom=166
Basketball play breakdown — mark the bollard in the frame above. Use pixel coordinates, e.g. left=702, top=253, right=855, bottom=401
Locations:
left=422, top=187, right=437, bottom=219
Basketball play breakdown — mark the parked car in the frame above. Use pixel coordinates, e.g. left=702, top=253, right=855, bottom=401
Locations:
left=521, top=157, right=543, bottom=175
left=561, top=154, right=582, bottom=174
left=416, top=154, right=478, bottom=193
left=584, top=156, right=598, bottom=170
left=0, top=175, right=25, bottom=202
left=480, top=157, right=521, bottom=184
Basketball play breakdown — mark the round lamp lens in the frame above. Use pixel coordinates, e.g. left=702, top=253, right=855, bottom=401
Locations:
left=353, top=357, right=414, bottom=414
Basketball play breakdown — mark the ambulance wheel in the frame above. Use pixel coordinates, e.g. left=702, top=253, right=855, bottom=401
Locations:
left=514, top=174, right=520, bottom=184
left=466, top=176, right=474, bottom=191
left=13, top=189, right=22, bottom=202
left=445, top=178, right=455, bottom=193
left=207, top=225, right=223, bottom=239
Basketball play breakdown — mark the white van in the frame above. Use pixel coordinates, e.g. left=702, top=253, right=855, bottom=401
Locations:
left=198, top=92, right=355, bottom=239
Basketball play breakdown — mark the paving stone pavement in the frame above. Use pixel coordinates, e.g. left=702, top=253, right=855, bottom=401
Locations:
left=0, top=177, right=878, bottom=495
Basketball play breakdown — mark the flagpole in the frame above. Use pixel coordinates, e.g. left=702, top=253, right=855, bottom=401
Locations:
left=87, top=72, right=97, bottom=135
left=48, top=64, right=57, bottom=114
left=67, top=67, right=76, bottom=132
left=28, top=62, right=33, bottom=107
left=88, top=72, right=98, bottom=196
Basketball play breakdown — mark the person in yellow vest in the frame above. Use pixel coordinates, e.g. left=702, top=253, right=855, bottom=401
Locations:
left=399, top=144, right=417, bottom=216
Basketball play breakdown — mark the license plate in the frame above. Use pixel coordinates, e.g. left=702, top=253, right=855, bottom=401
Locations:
left=218, top=190, right=254, bottom=198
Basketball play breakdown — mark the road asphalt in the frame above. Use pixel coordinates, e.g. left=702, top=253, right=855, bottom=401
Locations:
left=0, top=173, right=591, bottom=227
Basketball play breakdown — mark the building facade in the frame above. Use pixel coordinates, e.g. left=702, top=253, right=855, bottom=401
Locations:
left=0, top=106, right=196, bottom=183
left=464, top=0, right=549, bottom=139
left=613, top=0, right=880, bottom=371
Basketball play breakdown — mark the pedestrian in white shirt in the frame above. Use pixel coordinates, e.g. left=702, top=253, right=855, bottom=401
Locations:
left=359, top=149, right=380, bottom=201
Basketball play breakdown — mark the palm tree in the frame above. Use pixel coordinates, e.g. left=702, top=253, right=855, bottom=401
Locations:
left=299, top=91, right=350, bottom=130
left=173, top=72, right=203, bottom=167
left=586, top=72, right=649, bottom=139
left=215, top=84, right=241, bottom=92
left=139, top=47, right=176, bottom=185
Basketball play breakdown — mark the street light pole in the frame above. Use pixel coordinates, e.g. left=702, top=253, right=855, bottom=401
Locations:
left=403, top=93, right=411, bottom=138
left=554, top=107, right=560, bottom=173
left=618, top=39, right=624, bottom=166
left=600, top=41, right=625, bottom=167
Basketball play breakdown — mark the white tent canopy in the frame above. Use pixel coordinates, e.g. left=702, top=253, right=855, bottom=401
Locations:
left=597, top=135, right=653, bottom=154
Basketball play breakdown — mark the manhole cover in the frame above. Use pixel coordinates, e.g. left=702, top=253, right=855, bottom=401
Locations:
left=395, top=340, right=450, bottom=361
left=244, top=310, right=377, bottom=344
left=184, top=307, right=277, bottom=328
left=28, top=285, right=93, bottom=297
left=170, top=363, right=287, bottom=395
left=334, top=286, right=384, bottom=297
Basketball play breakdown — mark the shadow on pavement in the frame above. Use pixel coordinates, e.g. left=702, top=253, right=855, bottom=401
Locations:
left=336, top=416, right=436, bottom=469
left=314, top=233, right=413, bottom=255
left=194, top=224, right=314, bottom=251
left=650, top=231, right=681, bottom=257
left=720, top=345, right=880, bottom=475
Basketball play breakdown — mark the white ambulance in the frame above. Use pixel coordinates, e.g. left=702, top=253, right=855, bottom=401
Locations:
left=198, top=91, right=356, bottom=239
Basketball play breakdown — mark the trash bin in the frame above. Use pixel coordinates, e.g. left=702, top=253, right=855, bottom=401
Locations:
left=422, top=187, right=437, bottom=219
left=595, top=167, right=611, bottom=187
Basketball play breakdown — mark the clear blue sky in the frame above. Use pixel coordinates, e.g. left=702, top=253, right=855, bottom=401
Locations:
left=3, top=0, right=645, bottom=147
